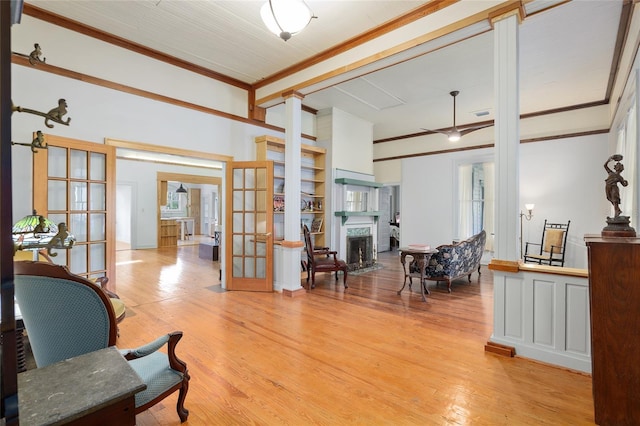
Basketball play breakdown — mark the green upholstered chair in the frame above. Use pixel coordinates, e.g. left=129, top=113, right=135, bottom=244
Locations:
left=14, top=261, right=190, bottom=422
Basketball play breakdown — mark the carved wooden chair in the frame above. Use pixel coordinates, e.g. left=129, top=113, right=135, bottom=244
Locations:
left=303, top=224, right=348, bottom=289
left=14, top=249, right=126, bottom=323
left=524, top=220, right=570, bottom=267
left=14, top=261, right=190, bottom=422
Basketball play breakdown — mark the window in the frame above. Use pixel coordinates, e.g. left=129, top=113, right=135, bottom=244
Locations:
left=166, top=190, right=181, bottom=210
left=458, top=160, right=494, bottom=250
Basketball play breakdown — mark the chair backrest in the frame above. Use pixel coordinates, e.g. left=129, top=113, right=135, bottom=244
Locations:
left=541, top=220, right=570, bottom=255
left=303, top=224, right=314, bottom=265
left=14, top=261, right=117, bottom=368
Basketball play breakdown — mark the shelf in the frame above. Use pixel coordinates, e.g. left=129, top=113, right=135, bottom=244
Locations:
left=334, top=211, right=382, bottom=225
left=334, top=178, right=382, bottom=188
left=256, top=135, right=327, bottom=247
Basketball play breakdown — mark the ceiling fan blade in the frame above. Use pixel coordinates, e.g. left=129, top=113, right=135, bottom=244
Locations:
left=420, top=127, right=452, bottom=136
left=458, top=123, right=494, bottom=136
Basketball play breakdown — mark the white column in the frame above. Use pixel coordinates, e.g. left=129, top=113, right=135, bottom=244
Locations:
left=487, top=7, right=524, bottom=352
left=280, top=91, right=305, bottom=293
left=492, top=10, right=521, bottom=262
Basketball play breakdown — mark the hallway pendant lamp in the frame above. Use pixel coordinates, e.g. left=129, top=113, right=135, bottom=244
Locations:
left=260, top=0, right=315, bottom=41
left=176, top=183, right=188, bottom=194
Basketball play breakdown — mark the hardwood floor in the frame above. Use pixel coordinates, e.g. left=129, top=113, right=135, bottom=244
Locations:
left=115, top=247, right=595, bottom=425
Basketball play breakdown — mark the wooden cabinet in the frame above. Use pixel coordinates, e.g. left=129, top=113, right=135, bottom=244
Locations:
left=255, top=135, right=326, bottom=248
left=159, top=219, right=178, bottom=247
left=585, top=235, right=640, bottom=425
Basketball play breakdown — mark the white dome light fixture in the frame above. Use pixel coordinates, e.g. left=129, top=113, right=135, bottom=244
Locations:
left=260, top=0, right=315, bottom=41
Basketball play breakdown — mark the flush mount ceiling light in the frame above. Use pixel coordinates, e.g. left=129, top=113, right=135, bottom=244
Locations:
left=421, top=91, right=493, bottom=142
left=260, top=0, right=316, bottom=41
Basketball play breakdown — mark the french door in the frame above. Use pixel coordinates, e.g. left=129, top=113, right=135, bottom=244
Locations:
left=33, top=134, right=116, bottom=286
left=225, top=161, right=273, bottom=291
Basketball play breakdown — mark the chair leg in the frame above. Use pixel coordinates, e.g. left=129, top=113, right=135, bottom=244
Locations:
left=176, top=374, right=190, bottom=422
left=342, top=268, right=348, bottom=288
left=447, top=279, right=452, bottom=293
left=311, top=271, right=316, bottom=289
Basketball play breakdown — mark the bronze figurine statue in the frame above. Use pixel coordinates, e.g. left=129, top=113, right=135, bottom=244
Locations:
left=604, top=154, right=627, bottom=218
left=11, top=130, right=47, bottom=153
left=28, top=43, right=46, bottom=65
left=602, top=154, right=636, bottom=237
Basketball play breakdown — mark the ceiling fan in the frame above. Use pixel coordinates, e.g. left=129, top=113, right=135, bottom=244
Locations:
left=422, top=90, right=493, bottom=142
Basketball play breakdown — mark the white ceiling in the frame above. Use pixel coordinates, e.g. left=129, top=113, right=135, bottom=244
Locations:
left=26, top=0, right=625, bottom=141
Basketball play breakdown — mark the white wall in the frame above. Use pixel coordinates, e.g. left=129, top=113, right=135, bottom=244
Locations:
left=318, top=108, right=373, bottom=175
left=400, top=133, right=608, bottom=269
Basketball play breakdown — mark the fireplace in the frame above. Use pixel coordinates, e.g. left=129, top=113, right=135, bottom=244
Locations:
left=346, top=234, right=374, bottom=271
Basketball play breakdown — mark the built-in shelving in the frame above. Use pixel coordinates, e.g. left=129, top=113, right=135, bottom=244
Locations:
left=255, top=135, right=326, bottom=247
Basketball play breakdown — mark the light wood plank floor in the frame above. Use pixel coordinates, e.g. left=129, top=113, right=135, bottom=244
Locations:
left=115, top=247, right=594, bottom=425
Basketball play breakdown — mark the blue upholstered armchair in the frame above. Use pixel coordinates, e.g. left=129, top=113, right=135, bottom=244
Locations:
left=14, top=261, right=190, bottom=422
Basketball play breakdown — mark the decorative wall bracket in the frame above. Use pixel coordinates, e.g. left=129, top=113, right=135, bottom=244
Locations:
left=12, top=98, right=71, bottom=128
left=28, top=43, right=46, bottom=65
left=11, top=130, right=47, bottom=153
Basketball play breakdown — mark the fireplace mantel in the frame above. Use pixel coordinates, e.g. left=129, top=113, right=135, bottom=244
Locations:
left=334, top=211, right=382, bottom=225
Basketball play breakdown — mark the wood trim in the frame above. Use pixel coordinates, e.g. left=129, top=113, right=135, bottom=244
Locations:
left=283, top=288, right=307, bottom=298
left=12, top=54, right=316, bottom=143
left=520, top=129, right=609, bottom=144
left=282, top=90, right=304, bottom=100
left=487, top=259, right=520, bottom=273
left=105, top=138, right=233, bottom=163
left=254, top=0, right=556, bottom=106
left=373, top=101, right=608, bottom=144
left=518, top=263, right=588, bottom=278
left=488, top=1, right=526, bottom=27
left=34, top=134, right=117, bottom=290
left=606, top=0, right=634, bottom=105
left=372, top=129, right=609, bottom=163
left=373, top=143, right=494, bottom=162
left=254, top=0, right=458, bottom=89
left=157, top=172, right=222, bottom=186
left=484, top=341, right=516, bottom=357
left=22, top=3, right=250, bottom=90
left=280, top=240, right=305, bottom=248
left=156, top=172, right=221, bottom=248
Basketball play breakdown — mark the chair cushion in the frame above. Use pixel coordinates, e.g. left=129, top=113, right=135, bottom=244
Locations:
left=127, top=351, right=184, bottom=408
left=314, top=257, right=347, bottom=272
left=544, top=229, right=565, bottom=252
left=110, top=298, right=126, bottom=322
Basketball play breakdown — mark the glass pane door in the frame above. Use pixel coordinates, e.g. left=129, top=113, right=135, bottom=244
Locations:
left=33, top=135, right=115, bottom=284
left=226, top=161, right=273, bottom=291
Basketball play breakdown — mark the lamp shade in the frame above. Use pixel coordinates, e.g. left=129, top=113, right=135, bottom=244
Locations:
left=448, top=130, right=461, bottom=142
left=176, top=183, right=187, bottom=194
left=525, top=203, right=535, bottom=212
left=13, top=211, right=75, bottom=253
left=260, top=0, right=313, bottom=41
left=12, top=211, right=57, bottom=235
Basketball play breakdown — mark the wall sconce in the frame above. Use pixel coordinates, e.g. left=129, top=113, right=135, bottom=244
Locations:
left=520, top=203, right=534, bottom=258
left=260, top=0, right=316, bottom=41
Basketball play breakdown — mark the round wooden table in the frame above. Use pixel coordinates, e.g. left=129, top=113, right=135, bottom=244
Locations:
left=398, top=246, right=438, bottom=301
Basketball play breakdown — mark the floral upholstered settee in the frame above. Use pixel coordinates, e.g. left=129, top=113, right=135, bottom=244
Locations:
left=411, top=230, right=486, bottom=293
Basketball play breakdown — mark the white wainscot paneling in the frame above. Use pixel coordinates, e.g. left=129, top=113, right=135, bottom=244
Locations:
left=491, top=270, right=591, bottom=373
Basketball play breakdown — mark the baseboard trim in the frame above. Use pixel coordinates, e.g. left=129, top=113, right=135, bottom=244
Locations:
left=485, top=341, right=515, bottom=357
left=283, top=288, right=306, bottom=298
